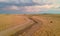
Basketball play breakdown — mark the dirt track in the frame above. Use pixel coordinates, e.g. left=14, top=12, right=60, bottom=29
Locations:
left=0, top=15, right=60, bottom=36
left=11, top=16, right=55, bottom=36
left=0, top=16, right=34, bottom=36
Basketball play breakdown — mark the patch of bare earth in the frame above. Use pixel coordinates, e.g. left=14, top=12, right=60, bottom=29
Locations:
left=12, top=16, right=56, bottom=36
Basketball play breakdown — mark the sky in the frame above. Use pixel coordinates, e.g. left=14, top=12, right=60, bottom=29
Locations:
left=0, top=0, right=58, bottom=4
left=0, top=0, right=60, bottom=13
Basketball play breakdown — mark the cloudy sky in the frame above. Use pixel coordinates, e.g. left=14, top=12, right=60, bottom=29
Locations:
left=0, top=0, right=60, bottom=13
left=0, top=0, right=58, bottom=4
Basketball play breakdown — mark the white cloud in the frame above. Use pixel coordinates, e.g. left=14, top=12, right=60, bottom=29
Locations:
left=1, top=4, right=54, bottom=12
left=0, top=0, right=5, bottom=1
left=0, top=0, right=59, bottom=6
left=2, top=5, right=19, bottom=10
left=0, top=0, right=60, bottom=12
left=0, top=0, right=57, bottom=4
left=0, top=0, right=7, bottom=2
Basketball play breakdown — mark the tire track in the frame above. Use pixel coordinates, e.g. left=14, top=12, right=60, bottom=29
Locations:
left=0, top=15, right=56, bottom=36
left=11, top=17, right=43, bottom=36
left=13, top=16, right=55, bottom=36
left=0, top=17, right=34, bottom=36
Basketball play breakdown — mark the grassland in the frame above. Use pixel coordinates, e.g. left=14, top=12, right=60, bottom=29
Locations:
left=0, top=14, right=60, bottom=36
left=0, top=14, right=27, bottom=31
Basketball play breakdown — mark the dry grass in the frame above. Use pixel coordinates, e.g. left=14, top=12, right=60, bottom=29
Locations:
left=0, top=14, right=60, bottom=36
left=19, top=14, right=60, bottom=36
left=0, top=14, right=27, bottom=31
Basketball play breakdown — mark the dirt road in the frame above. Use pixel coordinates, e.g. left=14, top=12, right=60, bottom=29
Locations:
left=16, top=16, right=55, bottom=36
left=0, top=15, right=56, bottom=36
left=11, top=17, right=43, bottom=36
left=0, top=17, right=34, bottom=36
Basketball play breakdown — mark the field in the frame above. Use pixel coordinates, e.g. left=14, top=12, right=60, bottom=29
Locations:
left=0, top=14, right=60, bottom=36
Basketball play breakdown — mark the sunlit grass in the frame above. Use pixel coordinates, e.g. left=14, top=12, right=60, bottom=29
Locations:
left=0, top=14, right=60, bottom=36
left=0, top=14, right=26, bottom=31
